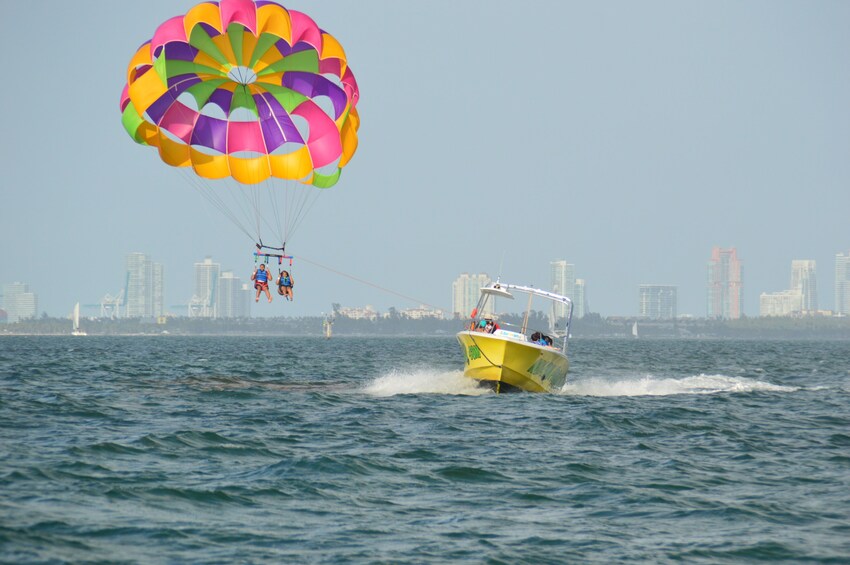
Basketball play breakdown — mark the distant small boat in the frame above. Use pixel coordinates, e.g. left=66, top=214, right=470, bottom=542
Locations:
left=72, top=303, right=87, bottom=336
left=323, top=315, right=334, bottom=339
left=457, top=282, right=573, bottom=393
left=632, top=321, right=639, bottom=339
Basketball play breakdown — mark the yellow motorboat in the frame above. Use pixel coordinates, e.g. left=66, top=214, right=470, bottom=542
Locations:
left=457, top=282, right=573, bottom=393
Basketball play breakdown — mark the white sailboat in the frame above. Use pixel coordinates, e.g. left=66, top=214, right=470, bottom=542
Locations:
left=632, top=320, right=639, bottom=339
left=72, top=302, right=87, bottom=336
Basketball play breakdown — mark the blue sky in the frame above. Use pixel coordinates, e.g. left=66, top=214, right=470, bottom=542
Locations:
left=1, top=1, right=848, bottom=318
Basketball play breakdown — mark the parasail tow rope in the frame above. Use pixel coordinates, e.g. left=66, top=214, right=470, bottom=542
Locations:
left=294, top=255, right=449, bottom=314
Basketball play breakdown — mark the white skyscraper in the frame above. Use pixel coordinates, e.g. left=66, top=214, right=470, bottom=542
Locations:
left=217, top=271, right=251, bottom=318
left=760, top=290, right=803, bottom=317
left=152, top=263, right=164, bottom=318
left=836, top=252, right=850, bottom=316
left=125, top=253, right=164, bottom=319
left=760, top=260, right=818, bottom=317
left=452, top=273, right=491, bottom=318
left=551, top=260, right=585, bottom=319
left=574, top=279, right=586, bottom=319
left=1, top=282, right=38, bottom=323
left=191, top=257, right=221, bottom=318
left=639, top=285, right=678, bottom=319
left=790, top=260, right=817, bottom=313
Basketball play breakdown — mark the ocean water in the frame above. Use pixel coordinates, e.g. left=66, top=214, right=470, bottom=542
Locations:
left=1, top=336, right=849, bottom=563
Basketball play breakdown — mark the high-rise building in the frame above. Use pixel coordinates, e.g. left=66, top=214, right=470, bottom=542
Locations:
left=190, top=257, right=221, bottom=318
left=550, top=260, right=575, bottom=321
left=1, top=282, right=38, bottom=323
left=574, top=279, right=586, bottom=319
left=152, top=263, right=164, bottom=319
left=790, top=260, right=817, bottom=313
left=125, top=253, right=164, bottom=319
left=836, top=251, right=850, bottom=316
left=759, top=290, right=802, bottom=317
left=639, top=285, right=677, bottom=319
left=452, top=273, right=491, bottom=318
left=551, top=260, right=586, bottom=319
left=217, top=271, right=251, bottom=318
left=707, top=247, right=743, bottom=319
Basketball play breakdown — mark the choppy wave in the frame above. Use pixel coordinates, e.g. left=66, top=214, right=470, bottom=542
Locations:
left=2, top=336, right=849, bottom=564
left=363, top=369, right=491, bottom=396
left=559, top=374, right=799, bottom=397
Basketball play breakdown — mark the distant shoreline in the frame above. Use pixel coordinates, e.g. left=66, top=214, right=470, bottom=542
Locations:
left=3, top=314, right=850, bottom=340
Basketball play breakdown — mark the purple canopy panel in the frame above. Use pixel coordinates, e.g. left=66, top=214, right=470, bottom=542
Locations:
left=282, top=72, right=347, bottom=118
left=163, top=42, right=199, bottom=62
left=191, top=114, right=229, bottom=153
left=274, top=38, right=294, bottom=57
left=289, top=41, right=316, bottom=55
left=207, top=89, right=234, bottom=116
left=147, top=91, right=180, bottom=125
left=255, top=92, right=305, bottom=151
left=197, top=22, right=222, bottom=38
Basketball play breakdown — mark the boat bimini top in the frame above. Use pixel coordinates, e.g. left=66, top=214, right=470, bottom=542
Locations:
left=470, top=282, right=574, bottom=353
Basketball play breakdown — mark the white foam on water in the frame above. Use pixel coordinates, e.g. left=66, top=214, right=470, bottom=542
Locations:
left=558, top=374, right=799, bottom=397
left=363, top=369, right=492, bottom=397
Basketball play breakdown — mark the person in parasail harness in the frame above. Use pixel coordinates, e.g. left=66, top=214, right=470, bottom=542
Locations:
left=277, top=270, right=294, bottom=301
left=251, top=264, right=273, bottom=303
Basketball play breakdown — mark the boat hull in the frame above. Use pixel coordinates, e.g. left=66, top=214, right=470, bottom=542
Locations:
left=456, top=331, right=569, bottom=393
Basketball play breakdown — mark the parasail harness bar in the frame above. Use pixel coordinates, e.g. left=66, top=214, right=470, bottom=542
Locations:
left=255, top=242, right=293, bottom=267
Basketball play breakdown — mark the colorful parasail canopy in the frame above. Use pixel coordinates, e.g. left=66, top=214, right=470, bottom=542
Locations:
left=120, top=0, right=360, bottom=188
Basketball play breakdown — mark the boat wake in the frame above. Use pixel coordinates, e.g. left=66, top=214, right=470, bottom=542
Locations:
left=558, top=374, right=799, bottom=397
left=183, top=375, right=348, bottom=393
left=363, top=369, right=491, bottom=397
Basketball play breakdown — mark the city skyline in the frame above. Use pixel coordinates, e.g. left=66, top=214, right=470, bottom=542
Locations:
left=1, top=1, right=848, bottom=319
left=7, top=247, right=850, bottom=322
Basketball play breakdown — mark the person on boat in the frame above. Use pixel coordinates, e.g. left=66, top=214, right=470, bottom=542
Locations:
left=468, top=308, right=478, bottom=330
left=277, top=270, right=294, bottom=301
left=251, top=264, right=272, bottom=303
left=531, top=332, right=549, bottom=346
left=480, top=318, right=499, bottom=333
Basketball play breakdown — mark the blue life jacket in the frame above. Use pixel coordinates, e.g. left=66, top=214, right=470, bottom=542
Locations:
left=255, top=269, right=269, bottom=283
left=280, top=276, right=292, bottom=287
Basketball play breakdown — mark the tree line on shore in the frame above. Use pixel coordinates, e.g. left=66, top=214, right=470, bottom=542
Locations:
left=4, top=312, right=850, bottom=339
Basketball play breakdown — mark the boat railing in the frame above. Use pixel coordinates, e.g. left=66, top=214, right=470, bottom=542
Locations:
left=467, top=319, right=568, bottom=352
left=465, top=282, right=573, bottom=354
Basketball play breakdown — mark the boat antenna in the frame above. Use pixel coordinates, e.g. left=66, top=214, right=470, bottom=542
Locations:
left=498, top=250, right=506, bottom=281
left=520, top=291, right=534, bottom=335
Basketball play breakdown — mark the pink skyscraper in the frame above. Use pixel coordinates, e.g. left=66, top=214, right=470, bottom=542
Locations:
left=707, top=247, right=743, bottom=319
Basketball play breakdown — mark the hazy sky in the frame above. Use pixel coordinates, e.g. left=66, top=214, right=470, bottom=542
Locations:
left=1, top=1, right=848, bottom=319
